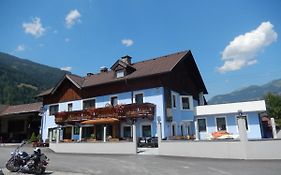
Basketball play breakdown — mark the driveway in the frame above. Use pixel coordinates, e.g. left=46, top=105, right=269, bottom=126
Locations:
left=1, top=144, right=281, bottom=175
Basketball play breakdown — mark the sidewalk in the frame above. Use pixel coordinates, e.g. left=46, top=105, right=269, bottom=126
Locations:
left=137, top=148, right=159, bottom=155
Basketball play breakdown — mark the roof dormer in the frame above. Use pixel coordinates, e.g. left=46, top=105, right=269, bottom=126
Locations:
left=111, top=55, right=136, bottom=78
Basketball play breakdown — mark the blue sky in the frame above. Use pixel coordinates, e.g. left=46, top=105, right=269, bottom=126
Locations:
left=0, top=0, right=280, bottom=100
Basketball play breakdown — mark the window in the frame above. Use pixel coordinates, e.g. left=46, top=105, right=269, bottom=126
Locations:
left=123, top=126, right=131, bottom=138
left=82, top=126, right=94, bottom=139
left=198, top=118, right=206, bottom=132
left=49, top=105, right=59, bottom=115
left=135, top=93, right=143, bottom=104
left=237, top=115, right=248, bottom=130
left=172, top=93, right=177, bottom=108
left=111, top=96, right=118, bottom=106
left=216, top=117, right=227, bottom=131
left=116, top=70, right=125, bottom=78
left=142, top=125, right=151, bottom=137
left=68, top=103, right=73, bottom=111
left=180, top=124, right=184, bottom=136
left=171, top=123, right=176, bottom=136
left=83, top=99, right=96, bottom=109
left=74, top=126, right=80, bottom=135
left=181, top=96, right=192, bottom=110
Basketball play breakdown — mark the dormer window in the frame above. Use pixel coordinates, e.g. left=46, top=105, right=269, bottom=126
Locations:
left=116, top=70, right=125, bottom=78
left=111, top=55, right=136, bottom=78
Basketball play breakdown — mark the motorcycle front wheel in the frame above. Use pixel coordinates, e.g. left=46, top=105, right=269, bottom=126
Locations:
left=5, top=159, right=20, bottom=172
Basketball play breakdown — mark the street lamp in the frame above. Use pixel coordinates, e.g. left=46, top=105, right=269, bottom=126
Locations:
left=237, top=110, right=243, bottom=118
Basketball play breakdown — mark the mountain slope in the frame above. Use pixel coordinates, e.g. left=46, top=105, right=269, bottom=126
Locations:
left=0, top=52, right=68, bottom=105
left=208, top=79, right=281, bottom=104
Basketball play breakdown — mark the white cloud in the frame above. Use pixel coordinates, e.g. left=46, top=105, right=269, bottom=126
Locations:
left=121, top=39, right=134, bottom=47
left=65, top=38, right=70, bottom=42
left=60, top=66, right=72, bottom=71
left=22, top=17, right=46, bottom=38
left=218, top=21, right=278, bottom=73
left=16, top=44, right=25, bottom=52
left=65, top=9, right=81, bottom=28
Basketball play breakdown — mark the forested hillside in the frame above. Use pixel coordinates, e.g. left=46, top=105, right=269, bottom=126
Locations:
left=208, top=79, right=281, bottom=104
left=0, top=52, right=68, bottom=105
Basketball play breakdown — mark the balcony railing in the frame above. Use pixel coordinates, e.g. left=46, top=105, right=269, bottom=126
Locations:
left=55, top=103, right=155, bottom=124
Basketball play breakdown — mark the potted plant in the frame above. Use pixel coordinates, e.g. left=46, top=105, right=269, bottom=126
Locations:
left=29, top=132, right=38, bottom=147
left=90, top=134, right=96, bottom=142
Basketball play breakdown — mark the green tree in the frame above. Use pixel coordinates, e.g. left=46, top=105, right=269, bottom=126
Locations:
left=265, top=93, right=281, bottom=126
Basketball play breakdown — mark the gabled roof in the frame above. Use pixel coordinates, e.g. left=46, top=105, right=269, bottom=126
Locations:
left=111, top=59, right=133, bottom=70
left=82, top=50, right=189, bottom=87
left=38, top=50, right=207, bottom=96
left=0, top=102, right=42, bottom=117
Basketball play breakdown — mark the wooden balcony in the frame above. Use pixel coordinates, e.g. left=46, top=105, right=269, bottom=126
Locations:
left=55, top=103, right=156, bottom=124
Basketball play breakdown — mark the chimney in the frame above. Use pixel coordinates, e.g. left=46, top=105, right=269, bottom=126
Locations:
left=87, top=73, right=94, bottom=76
left=100, top=66, right=108, bottom=73
left=121, top=55, right=132, bottom=65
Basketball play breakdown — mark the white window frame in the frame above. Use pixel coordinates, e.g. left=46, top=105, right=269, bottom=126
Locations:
left=140, top=122, right=152, bottom=137
left=197, top=117, right=208, bottom=133
left=215, top=116, right=228, bottom=132
left=82, top=97, right=96, bottom=109
left=180, top=95, right=193, bottom=110
left=49, top=104, right=59, bottom=116
left=171, top=92, right=177, bottom=109
left=133, top=91, right=144, bottom=104
left=116, top=70, right=125, bottom=78
left=236, top=115, right=250, bottom=132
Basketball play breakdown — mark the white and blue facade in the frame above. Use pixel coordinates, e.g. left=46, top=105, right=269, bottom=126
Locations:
left=39, top=51, right=268, bottom=143
left=195, top=100, right=267, bottom=140
left=41, top=86, right=205, bottom=142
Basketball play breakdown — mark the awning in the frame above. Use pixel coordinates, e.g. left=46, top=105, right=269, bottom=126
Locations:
left=81, top=118, right=119, bottom=125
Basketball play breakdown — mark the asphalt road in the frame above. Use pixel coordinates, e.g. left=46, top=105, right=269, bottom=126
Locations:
left=0, top=144, right=281, bottom=175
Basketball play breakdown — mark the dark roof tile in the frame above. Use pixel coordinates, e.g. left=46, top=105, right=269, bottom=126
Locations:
left=0, top=102, right=42, bottom=116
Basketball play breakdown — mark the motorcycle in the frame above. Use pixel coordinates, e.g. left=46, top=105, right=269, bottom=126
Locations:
left=5, top=140, right=49, bottom=174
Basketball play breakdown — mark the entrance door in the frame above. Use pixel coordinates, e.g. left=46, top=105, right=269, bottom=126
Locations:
left=96, top=125, right=103, bottom=140
left=63, top=127, right=72, bottom=139
left=142, top=125, right=151, bottom=137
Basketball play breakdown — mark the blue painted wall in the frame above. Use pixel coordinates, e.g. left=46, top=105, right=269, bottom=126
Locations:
left=196, top=112, right=262, bottom=140
left=41, top=87, right=166, bottom=141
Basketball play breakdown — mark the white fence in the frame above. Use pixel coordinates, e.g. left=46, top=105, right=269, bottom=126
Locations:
left=49, top=119, right=281, bottom=159
left=159, top=139, right=281, bottom=160
left=158, top=119, right=281, bottom=160
left=50, top=141, right=137, bottom=155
